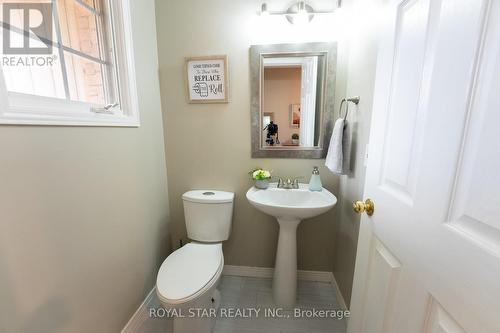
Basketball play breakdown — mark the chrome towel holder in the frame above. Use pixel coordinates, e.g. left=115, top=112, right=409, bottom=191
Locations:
left=338, top=96, right=360, bottom=120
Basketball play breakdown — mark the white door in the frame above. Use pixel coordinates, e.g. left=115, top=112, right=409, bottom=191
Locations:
left=348, top=0, right=500, bottom=332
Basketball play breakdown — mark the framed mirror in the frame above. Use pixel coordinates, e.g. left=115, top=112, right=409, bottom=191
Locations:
left=250, top=42, right=337, bottom=158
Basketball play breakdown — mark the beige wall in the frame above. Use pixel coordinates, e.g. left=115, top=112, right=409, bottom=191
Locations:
left=0, top=1, right=169, bottom=332
left=263, top=67, right=301, bottom=144
left=156, top=0, right=346, bottom=271
left=332, top=0, right=381, bottom=306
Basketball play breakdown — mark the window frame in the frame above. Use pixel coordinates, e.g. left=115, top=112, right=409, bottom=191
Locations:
left=0, top=0, right=140, bottom=127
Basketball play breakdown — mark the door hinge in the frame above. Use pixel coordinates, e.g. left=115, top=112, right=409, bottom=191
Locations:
left=364, top=143, right=369, bottom=167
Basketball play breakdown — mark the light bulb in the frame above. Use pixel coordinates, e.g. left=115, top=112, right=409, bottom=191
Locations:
left=260, top=3, right=269, bottom=16
left=294, top=1, right=309, bottom=26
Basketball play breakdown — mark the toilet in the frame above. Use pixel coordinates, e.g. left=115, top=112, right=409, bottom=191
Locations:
left=156, top=190, right=234, bottom=333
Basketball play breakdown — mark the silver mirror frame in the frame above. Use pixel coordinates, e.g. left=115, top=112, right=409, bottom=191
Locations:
left=250, top=42, right=337, bottom=159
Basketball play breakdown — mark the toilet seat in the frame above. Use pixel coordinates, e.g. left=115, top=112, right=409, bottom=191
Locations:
left=156, top=242, right=223, bottom=305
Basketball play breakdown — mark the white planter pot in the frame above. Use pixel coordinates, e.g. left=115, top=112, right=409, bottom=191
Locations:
left=255, top=179, right=269, bottom=189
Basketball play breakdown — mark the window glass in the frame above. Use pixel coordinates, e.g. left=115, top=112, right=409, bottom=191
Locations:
left=64, top=51, right=105, bottom=104
left=1, top=0, right=116, bottom=106
left=57, top=0, right=101, bottom=59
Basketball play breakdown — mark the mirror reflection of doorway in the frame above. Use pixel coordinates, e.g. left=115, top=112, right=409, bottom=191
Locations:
left=263, top=64, right=301, bottom=147
left=261, top=56, right=319, bottom=148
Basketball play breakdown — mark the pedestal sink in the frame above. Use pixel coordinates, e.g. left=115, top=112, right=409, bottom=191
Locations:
left=246, top=183, right=337, bottom=308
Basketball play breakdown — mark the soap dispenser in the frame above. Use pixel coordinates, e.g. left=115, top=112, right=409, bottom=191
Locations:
left=309, top=166, right=323, bottom=191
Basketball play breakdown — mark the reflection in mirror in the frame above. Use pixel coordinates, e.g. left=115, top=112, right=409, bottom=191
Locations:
left=250, top=43, right=337, bottom=159
left=261, top=55, right=325, bottom=149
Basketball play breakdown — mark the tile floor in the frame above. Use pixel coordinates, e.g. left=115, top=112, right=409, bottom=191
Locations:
left=135, top=276, right=347, bottom=333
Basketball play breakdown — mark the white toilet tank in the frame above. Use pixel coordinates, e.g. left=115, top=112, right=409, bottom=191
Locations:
left=182, top=190, right=234, bottom=242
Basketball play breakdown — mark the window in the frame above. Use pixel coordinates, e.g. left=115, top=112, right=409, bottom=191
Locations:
left=0, top=0, right=139, bottom=126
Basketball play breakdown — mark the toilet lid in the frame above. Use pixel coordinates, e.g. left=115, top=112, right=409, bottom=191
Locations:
left=182, top=190, right=234, bottom=204
left=156, top=242, right=223, bottom=303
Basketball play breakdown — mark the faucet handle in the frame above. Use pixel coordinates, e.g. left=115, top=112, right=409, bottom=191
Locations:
left=292, top=176, right=304, bottom=188
left=277, top=177, right=284, bottom=188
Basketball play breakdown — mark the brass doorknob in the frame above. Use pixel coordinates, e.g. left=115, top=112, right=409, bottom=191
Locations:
left=353, top=199, right=375, bottom=216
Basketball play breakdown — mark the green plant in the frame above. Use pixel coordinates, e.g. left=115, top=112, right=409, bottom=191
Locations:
left=249, top=168, right=271, bottom=180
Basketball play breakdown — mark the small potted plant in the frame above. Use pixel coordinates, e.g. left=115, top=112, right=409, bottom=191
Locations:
left=291, top=133, right=299, bottom=145
left=250, top=168, right=272, bottom=189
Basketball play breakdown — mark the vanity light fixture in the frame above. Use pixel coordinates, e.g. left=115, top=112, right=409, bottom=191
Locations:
left=259, top=1, right=339, bottom=25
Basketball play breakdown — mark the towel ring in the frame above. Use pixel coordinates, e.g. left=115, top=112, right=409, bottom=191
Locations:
left=338, top=96, right=360, bottom=120
left=339, top=99, right=349, bottom=120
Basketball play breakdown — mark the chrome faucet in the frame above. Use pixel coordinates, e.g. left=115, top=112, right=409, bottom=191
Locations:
left=277, top=177, right=301, bottom=189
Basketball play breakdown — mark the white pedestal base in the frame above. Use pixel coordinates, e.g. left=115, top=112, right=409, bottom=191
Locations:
left=272, top=218, right=301, bottom=308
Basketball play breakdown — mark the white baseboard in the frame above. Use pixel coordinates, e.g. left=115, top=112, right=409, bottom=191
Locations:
left=121, top=287, right=156, bottom=333
left=223, top=265, right=348, bottom=310
left=222, top=265, right=333, bottom=283
left=121, top=266, right=349, bottom=332
left=223, top=265, right=274, bottom=278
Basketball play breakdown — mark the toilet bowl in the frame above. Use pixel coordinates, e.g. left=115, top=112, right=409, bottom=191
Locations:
left=156, top=190, right=234, bottom=333
left=156, top=242, right=223, bottom=333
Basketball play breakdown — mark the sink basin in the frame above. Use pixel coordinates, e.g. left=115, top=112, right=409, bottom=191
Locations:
left=246, top=183, right=337, bottom=308
left=246, top=183, right=337, bottom=220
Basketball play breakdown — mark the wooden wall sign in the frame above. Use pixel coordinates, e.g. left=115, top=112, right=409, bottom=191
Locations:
left=185, top=55, right=228, bottom=103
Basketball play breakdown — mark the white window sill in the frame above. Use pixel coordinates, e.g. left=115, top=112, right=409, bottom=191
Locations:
left=0, top=91, right=140, bottom=127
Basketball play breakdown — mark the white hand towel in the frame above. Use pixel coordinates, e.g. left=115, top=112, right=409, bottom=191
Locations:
left=325, top=118, right=351, bottom=174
